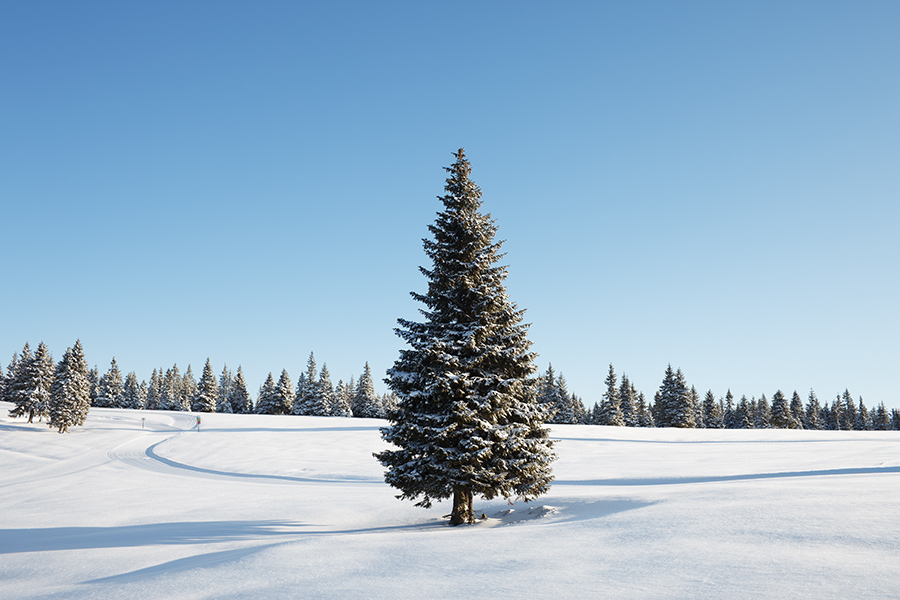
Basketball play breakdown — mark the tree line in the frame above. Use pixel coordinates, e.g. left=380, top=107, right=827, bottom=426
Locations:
left=5, top=341, right=896, bottom=433
left=537, top=363, right=900, bottom=431
left=2, top=341, right=397, bottom=433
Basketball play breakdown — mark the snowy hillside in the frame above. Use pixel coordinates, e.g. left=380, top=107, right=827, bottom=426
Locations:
left=2, top=402, right=898, bottom=599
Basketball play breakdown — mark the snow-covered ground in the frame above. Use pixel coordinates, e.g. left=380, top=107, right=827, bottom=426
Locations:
left=2, top=402, right=898, bottom=599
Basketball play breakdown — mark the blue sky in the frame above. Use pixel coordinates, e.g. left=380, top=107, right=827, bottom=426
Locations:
left=2, top=1, right=898, bottom=410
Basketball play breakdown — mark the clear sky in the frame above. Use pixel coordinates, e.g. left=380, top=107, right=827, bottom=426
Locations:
left=2, top=1, right=898, bottom=410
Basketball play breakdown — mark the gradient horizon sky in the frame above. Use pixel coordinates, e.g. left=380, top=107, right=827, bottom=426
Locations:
left=2, top=1, right=898, bottom=411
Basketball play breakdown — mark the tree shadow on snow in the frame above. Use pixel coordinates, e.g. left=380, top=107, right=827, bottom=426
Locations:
left=0, top=520, right=309, bottom=555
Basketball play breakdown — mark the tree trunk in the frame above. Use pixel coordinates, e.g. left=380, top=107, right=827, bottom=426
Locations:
left=449, top=487, right=474, bottom=526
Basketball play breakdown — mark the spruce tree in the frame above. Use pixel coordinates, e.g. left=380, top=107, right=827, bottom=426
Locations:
left=703, top=390, right=724, bottom=429
left=193, top=359, right=218, bottom=412
left=599, top=364, right=625, bottom=426
left=9, top=342, right=54, bottom=423
left=655, top=365, right=695, bottom=428
left=619, top=374, right=638, bottom=427
left=255, top=373, right=279, bottom=414
left=181, top=365, right=197, bottom=411
left=48, top=341, right=92, bottom=433
left=789, top=391, right=805, bottom=429
left=96, top=358, right=124, bottom=408
left=770, top=390, right=795, bottom=429
left=217, top=365, right=234, bottom=413
left=274, top=369, right=294, bottom=415
left=804, top=389, right=822, bottom=430
left=229, top=366, right=254, bottom=413
left=376, top=149, right=555, bottom=526
left=351, top=362, right=380, bottom=418
left=122, top=372, right=146, bottom=409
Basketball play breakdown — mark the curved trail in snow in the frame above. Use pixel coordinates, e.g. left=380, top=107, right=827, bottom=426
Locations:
left=106, top=413, right=380, bottom=485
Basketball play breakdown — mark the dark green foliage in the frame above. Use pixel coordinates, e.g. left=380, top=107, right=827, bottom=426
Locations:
left=48, top=341, right=91, bottom=433
left=376, top=149, right=555, bottom=525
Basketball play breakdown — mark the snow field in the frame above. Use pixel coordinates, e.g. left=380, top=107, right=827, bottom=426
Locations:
left=1, top=403, right=898, bottom=599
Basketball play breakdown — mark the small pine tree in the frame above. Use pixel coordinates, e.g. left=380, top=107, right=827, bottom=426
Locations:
left=619, top=374, right=638, bottom=427
left=9, top=342, right=54, bottom=423
left=96, top=358, right=125, bottom=408
left=48, top=343, right=91, bottom=433
left=351, top=362, right=380, bottom=418
left=703, top=390, right=724, bottom=428
left=804, top=389, right=823, bottom=430
left=145, top=369, right=162, bottom=410
left=255, top=373, right=279, bottom=414
left=192, top=359, right=218, bottom=412
left=274, top=369, right=294, bottom=415
left=121, top=371, right=146, bottom=409
left=217, top=365, right=234, bottom=413
left=181, top=365, right=197, bottom=411
left=598, top=364, right=625, bottom=426
left=755, top=394, right=771, bottom=429
left=655, top=365, right=695, bottom=428
left=770, top=390, right=795, bottom=429
left=789, top=391, right=805, bottom=429
left=229, top=367, right=254, bottom=414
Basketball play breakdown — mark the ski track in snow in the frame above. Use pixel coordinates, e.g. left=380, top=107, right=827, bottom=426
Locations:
left=106, top=413, right=381, bottom=485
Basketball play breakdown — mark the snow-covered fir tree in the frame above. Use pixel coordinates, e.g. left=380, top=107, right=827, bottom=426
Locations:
left=770, top=390, right=796, bottom=429
left=619, top=374, right=639, bottom=427
left=872, top=402, right=892, bottom=430
left=9, top=342, right=54, bottom=423
left=723, top=390, right=736, bottom=429
left=654, top=365, right=695, bottom=428
left=841, top=390, right=857, bottom=430
left=95, top=358, right=124, bottom=408
left=703, top=390, right=725, bottom=428
left=192, top=359, right=218, bottom=412
left=159, top=365, right=181, bottom=411
left=689, top=386, right=703, bottom=428
left=376, top=149, right=555, bottom=526
left=181, top=365, right=197, bottom=411
left=598, top=364, right=625, bottom=426
left=317, top=364, right=335, bottom=415
left=789, top=391, right=805, bottom=428
left=6, top=343, right=32, bottom=418
left=255, top=373, right=280, bottom=414
left=145, top=369, right=162, bottom=410
left=217, top=365, right=233, bottom=413
left=331, top=379, right=353, bottom=417
left=229, top=367, right=254, bottom=413
left=48, top=341, right=92, bottom=433
left=2, top=352, right=19, bottom=405
left=274, top=369, right=294, bottom=415
left=88, top=366, right=100, bottom=406
left=755, top=394, right=771, bottom=429
left=804, top=389, right=822, bottom=429
left=294, top=352, right=327, bottom=415
left=121, top=371, right=146, bottom=409
left=351, top=362, right=380, bottom=418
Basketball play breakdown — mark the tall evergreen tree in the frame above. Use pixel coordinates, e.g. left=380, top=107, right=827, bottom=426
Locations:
left=755, top=394, right=771, bottom=429
left=48, top=341, right=92, bottom=433
left=95, top=358, right=125, bottom=408
left=146, top=368, right=162, bottom=410
left=9, top=342, right=54, bottom=423
left=217, top=365, right=234, bottom=413
left=655, top=365, right=695, bottom=428
left=723, top=389, right=736, bottom=429
left=274, top=369, right=294, bottom=415
left=804, top=389, right=823, bottom=430
left=181, top=365, right=197, bottom=411
left=599, top=364, right=625, bottom=426
left=255, top=373, right=279, bottom=414
left=619, top=375, right=638, bottom=427
left=703, top=390, right=724, bottom=428
left=376, top=149, right=555, bottom=526
left=192, top=359, right=218, bottom=412
left=770, top=390, right=796, bottom=429
left=121, top=371, right=146, bottom=409
left=351, top=362, right=380, bottom=418
left=229, top=366, right=254, bottom=414
left=1, top=352, right=19, bottom=404
left=841, top=390, right=857, bottom=430
left=789, top=391, right=805, bottom=429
